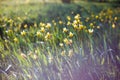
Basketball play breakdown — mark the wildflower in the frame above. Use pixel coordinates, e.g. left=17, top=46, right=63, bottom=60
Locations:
left=61, top=50, right=66, bottom=56
left=4, top=39, right=8, bottom=43
left=95, top=15, right=98, bottom=19
left=14, top=37, right=19, bottom=43
left=77, top=19, right=80, bottom=23
left=17, top=17, right=22, bottom=21
left=8, top=19, right=13, bottom=23
left=59, top=20, right=63, bottom=24
left=73, top=24, right=78, bottom=29
left=112, top=23, right=115, bottom=28
left=46, top=23, right=51, bottom=29
left=85, top=17, right=89, bottom=22
left=114, top=17, right=117, bottom=21
left=52, top=20, right=55, bottom=23
left=63, top=38, right=69, bottom=44
left=36, top=31, right=41, bottom=37
left=91, top=14, right=94, bottom=18
left=69, top=39, right=73, bottom=45
left=40, top=22, right=45, bottom=27
left=69, top=32, right=74, bottom=38
left=21, top=53, right=27, bottom=59
left=73, top=20, right=78, bottom=24
left=21, top=30, right=26, bottom=36
left=40, top=27, right=45, bottom=33
left=45, top=32, right=52, bottom=40
left=54, top=22, right=56, bottom=26
left=34, top=23, right=37, bottom=27
left=67, top=21, right=71, bottom=26
left=39, top=22, right=43, bottom=26
left=33, top=54, right=38, bottom=60
left=74, top=14, right=80, bottom=20
left=63, top=28, right=68, bottom=33
left=59, top=43, right=64, bottom=47
left=78, top=24, right=84, bottom=30
left=8, top=30, right=13, bottom=33
left=88, top=29, right=94, bottom=34
left=68, top=49, right=73, bottom=57
left=90, top=23, right=93, bottom=27
left=97, top=26, right=100, bottom=29
left=67, top=16, right=71, bottom=21
left=24, top=24, right=27, bottom=28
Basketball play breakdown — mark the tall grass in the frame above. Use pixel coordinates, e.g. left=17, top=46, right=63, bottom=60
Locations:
left=0, top=1, right=120, bottom=80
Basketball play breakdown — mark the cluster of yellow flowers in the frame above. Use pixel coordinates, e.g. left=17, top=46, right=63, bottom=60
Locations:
left=0, top=8, right=119, bottom=49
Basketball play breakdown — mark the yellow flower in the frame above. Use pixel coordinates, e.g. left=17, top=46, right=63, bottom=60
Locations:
left=86, top=17, right=90, bottom=21
left=24, top=24, right=28, bottom=28
left=114, top=17, right=117, bottom=21
left=73, top=20, right=78, bottom=24
left=74, top=14, right=80, bottom=20
left=67, top=21, right=71, bottom=26
left=69, top=39, right=73, bottom=45
left=17, top=17, right=22, bottom=21
left=34, top=23, right=37, bottom=27
left=88, top=29, right=94, bottom=34
left=8, top=19, right=13, bottom=23
left=73, top=24, right=78, bottom=29
left=5, top=39, right=8, bottom=43
left=8, top=30, right=13, bottom=33
left=95, top=15, right=98, bottom=19
left=21, top=30, right=26, bottom=36
left=91, top=14, right=94, bottom=18
left=36, top=31, right=41, bottom=37
left=112, top=23, right=115, bottom=28
left=61, top=50, right=66, bottom=56
left=14, top=37, right=19, bottom=43
left=33, top=54, right=38, bottom=60
left=63, top=38, right=69, bottom=44
left=39, top=22, right=43, bottom=26
left=68, top=49, right=73, bottom=57
left=78, top=24, right=84, bottom=30
left=40, top=27, right=45, bottom=33
left=63, top=28, right=68, bottom=33
left=69, top=32, right=74, bottom=38
left=52, top=20, right=55, bottom=23
left=40, top=22, right=45, bottom=27
left=67, top=16, right=71, bottom=21
left=46, top=23, right=51, bottom=29
left=59, top=20, right=63, bottom=24
left=63, top=38, right=72, bottom=45
left=90, top=23, right=93, bottom=27
left=21, top=53, right=27, bottom=59
left=54, top=22, right=56, bottom=26
left=59, top=43, right=64, bottom=47
left=97, top=26, right=100, bottom=29
left=45, top=32, right=52, bottom=40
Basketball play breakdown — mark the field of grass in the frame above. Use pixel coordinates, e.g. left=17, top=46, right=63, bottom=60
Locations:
left=0, top=0, right=120, bottom=80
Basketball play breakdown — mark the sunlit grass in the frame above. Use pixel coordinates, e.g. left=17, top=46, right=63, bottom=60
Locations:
left=0, top=0, right=120, bottom=80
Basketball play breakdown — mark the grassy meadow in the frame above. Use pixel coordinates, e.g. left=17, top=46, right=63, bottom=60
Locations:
left=0, top=0, right=120, bottom=80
